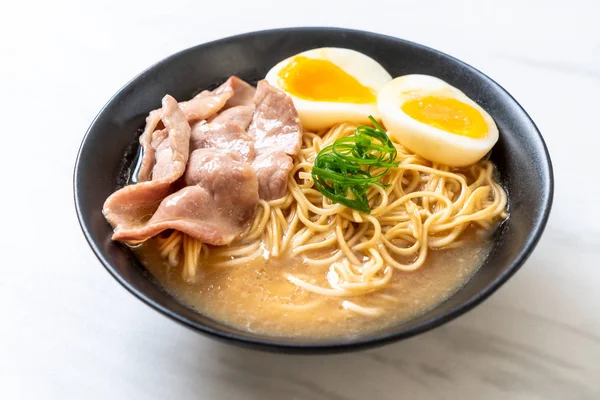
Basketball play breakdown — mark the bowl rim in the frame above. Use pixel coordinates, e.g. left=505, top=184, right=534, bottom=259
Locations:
left=73, top=26, right=554, bottom=353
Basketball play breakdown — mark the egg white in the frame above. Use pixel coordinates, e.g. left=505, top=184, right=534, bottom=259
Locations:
left=265, top=48, right=392, bottom=131
left=377, top=75, right=499, bottom=167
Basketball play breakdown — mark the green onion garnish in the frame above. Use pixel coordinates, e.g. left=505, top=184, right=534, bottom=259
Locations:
left=311, top=116, right=399, bottom=213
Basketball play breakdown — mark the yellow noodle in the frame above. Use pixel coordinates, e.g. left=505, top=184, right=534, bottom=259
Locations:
left=341, top=301, right=383, bottom=317
left=155, top=122, right=507, bottom=313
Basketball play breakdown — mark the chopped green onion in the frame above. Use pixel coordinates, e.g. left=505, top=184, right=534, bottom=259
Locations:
left=311, top=116, right=399, bottom=213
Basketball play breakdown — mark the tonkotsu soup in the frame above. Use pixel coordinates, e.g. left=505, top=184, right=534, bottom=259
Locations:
left=136, top=230, right=493, bottom=338
left=102, top=51, right=507, bottom=339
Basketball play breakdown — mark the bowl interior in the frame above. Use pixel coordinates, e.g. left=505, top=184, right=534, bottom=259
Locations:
left=74, top=28, right=552, bottom=352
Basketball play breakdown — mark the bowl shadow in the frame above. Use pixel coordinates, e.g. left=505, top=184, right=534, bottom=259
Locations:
left=184, top=250, right=593, bottom=399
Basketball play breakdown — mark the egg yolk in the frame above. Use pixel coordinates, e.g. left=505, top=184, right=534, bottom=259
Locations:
left=401, top=96, right=488, bottom=138
left=277, top=56, right=376, bottom=103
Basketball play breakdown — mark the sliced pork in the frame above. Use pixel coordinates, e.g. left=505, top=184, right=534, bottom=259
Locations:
left=151, top=129, right=176, bottom=181
left=135, top=77, right=254, bottom=182
left=105, top=77, right=302, bottom=245
left=178, top=90, right=231, bottom=122
left=180, top=76, right=255, bottom=119
left=248, top=80, right=303, bottom=156
left=252, top=152, right=293, bottom=201
left=103, top=95, right=191, bottom=241
left=221, top=77, right=256, bottom=108
left=208, top=105, right=254, bottom=130
left=190, top=120, right=255, bottom=162
left=136, top=111, right=162, bottom=182
left=112, top=149, right=259, bottom=245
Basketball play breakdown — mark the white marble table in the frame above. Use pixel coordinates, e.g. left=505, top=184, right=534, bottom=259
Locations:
left=2, top=0, right=599, bottom=398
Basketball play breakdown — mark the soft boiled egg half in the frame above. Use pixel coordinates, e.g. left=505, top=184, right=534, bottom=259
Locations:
left=377, top=75, right=499, bottom=167
left=265, top=48, right=392, bottom=131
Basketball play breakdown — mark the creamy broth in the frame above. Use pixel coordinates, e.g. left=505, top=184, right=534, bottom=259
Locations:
left=136, top=231, right=491, bottom=338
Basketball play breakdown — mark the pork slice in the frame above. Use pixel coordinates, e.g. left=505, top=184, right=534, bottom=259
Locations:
left=248, top=80, right=303, bottom=156
left=134, top=91, right=224, bottom=182
left=220, top=76, right=256, bottom=108
left=103, top=95, right=191, bottom=241
left=136, top=110, right=162, bottom=182
left=208, top=105, right=254, bottom=130
left=134, top=77, right=254, bottom=182
left=150, top=130, right=175, bottom=181
left=150, top=128, right=168, bottom=148
left=113, top=149, right=259, bottom=245
left=190, top=120, right=255, bottom=162
left=180, top=76, right=255, bottom=121
left=179, top=89, right=232, bottom=122
left=185, top=149, right=258, bottom=240
left=252, top=152, right=293, bottom=201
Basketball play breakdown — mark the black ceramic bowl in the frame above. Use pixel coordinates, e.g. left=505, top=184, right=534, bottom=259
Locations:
left=74, top=27, right=553, bottom=353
